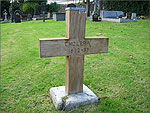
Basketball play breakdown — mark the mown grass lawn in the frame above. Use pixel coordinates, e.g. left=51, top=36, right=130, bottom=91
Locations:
left=1, top=19, right=149, bottom=113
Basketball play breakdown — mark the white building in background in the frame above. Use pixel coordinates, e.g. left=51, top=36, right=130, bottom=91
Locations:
left=47, top=0, right=93, bottom=4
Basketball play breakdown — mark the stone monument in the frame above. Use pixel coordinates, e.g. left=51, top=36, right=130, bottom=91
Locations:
left=3, top=10, right=8, bottom=23
left=14, top=10, right=21, bottom=23
left=101, top=11, right=137, bottom=23
left=39, top=7, right=109, bottom=110
left=41, top=2, right=47, bottom=22
left=131, top=13, right=137, bottom=20
left=34, top=4, right=41, bottom=17
left=92, top=0, right=99, bottom=21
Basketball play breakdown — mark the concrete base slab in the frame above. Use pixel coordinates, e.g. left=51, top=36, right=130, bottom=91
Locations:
left=102, top=18, right=137, bottom=23
left=50, top=84, right=98, bottom=111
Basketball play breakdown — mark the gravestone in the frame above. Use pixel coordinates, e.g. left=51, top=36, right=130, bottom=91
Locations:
left=67, top=3, right=76, bottom=7
left=2, top=9, right=7, bottom=21
left=47, top=12, right=51, bottom=18
left=39, top=7, right=109, bottom=110
left=41, top=2, right=47, bottom=22
left=116, top=11, right=124, bottom=17
left=14, top=10, right=21, bottom=23
left=101, top=10, right=137, bottom=23
left=131, top=13, right=137, bottom=20
left=101, top=11, right=124, bottom=19
left=92, top=13, right=98, bottom=21
left=53, top=13, right=65, bottom=21
left=102, top=11, right=117, bottom=18
left=34, top=5, right=41, bottom=17
left=41, top=2, right=47, bottom=14
left=92, top=0, right=99, bottom=21
left=3, top=10, right=8, bottom=23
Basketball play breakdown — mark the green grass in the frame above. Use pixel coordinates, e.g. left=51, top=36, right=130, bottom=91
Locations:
left=1, top=19, right=149, bottom=112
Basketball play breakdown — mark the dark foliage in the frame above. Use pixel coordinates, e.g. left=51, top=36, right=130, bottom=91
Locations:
left=46, top=2, right=60, bottom=14
left=1, top=1, right=11, bottom=17
left=103, top=1, right=150, bottom=16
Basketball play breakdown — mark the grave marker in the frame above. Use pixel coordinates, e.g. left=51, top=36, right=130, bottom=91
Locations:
left=34, top=5, right=41, bottom=17
left=92, top=0, right=99, bottom=21
left=39, top=8, right=109, bottom=110
left=131, top=13, right=137, bottom=20
left=3, top=11, right=8, bottom=23
left=14, top=10, right=21, bottom=23
left=41, top=2, right=47, bottom=22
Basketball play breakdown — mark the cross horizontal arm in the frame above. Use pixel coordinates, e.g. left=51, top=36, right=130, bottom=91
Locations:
left=39, top=37, right=109, bottom=58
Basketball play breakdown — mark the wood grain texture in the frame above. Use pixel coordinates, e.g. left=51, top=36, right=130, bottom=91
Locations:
left=39, top=38, right=108, bottom=58
left=39, top=9, right=109, bottom=95
left=65, top=55, right=84, bottom=94
left=66, top=11, right=86, bottom=40
left=65, top=10, right=86, bottom=94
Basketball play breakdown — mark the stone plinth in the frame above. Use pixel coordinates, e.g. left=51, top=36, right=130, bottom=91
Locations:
left=50, top=84, right=98, bottom=111
left=102, top=18, right=137, bottom=23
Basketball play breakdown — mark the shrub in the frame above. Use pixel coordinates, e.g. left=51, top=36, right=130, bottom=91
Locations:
left=22, top=2, right=37, bottom=14
left=46, top=2, right=60, bottom=14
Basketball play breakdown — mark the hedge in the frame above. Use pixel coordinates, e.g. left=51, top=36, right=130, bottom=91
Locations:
left=102, top=1, right=150, bottom=16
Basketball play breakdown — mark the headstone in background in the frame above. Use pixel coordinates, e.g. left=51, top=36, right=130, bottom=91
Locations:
left=41, top=2, right=47, bottom=22
left=92, top=0, right=99, bottom=21
left=101, top=11, right=124, bottom=19
left=34, top=5, right=41, bottom=17
left=92, top=13, right=98, bottom=21
left=116, top=11, right=124, bottom=18
left=3, top=10, right=8, bottom=23
left=131, top=13, right=137, bottom=20
left=2, top=9, right=7, bottom=21
left=14, top=10, right=21, bottom=23
left=101, top=10, right=137, bottom=23
left=67, top=3, right=76, bottom=8
left=102, top=11, right=117, bottom=18
left=41, top=2, right=47, bottom=14
left=47, top=12, right=51, bottom=18
left=53, top=13, right=65, bottom=21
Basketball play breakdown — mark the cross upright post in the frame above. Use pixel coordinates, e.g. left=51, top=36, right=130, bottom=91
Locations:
left=39, top=7, right=108, bottom=110
left=65, top=8, right=86, bottom=94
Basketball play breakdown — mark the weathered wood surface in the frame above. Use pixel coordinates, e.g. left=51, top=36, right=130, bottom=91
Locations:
left=66, top=10, right=86, bottom=40
left=39, top=8, right=109, bottom=95
left=65, top=55, right=84, bottom=94
left=39, top=38, right=108, bottom=58
left=65, top=9, right=85, bottom=94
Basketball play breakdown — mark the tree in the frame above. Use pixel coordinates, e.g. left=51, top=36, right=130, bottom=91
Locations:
left=98, top=0, right=102, bottom=16
left=26, top=0, right=47, bottom=4
left=86, top=0, right=90, bottom=17
left=46, top=2, right=60, bottom=14
left=99, top=0, right=102, bottom=10
left=22, top=2, right=37, bottom=14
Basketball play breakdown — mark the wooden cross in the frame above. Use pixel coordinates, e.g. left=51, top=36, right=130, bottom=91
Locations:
left=39, top=8, right=108, bottom=95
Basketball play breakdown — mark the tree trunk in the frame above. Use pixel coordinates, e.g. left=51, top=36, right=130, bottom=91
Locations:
left=98, top=0, right=102, bottom=16
left=99, top=0, right=103, bottom=10
left=86, top=0, right=90, bottom=17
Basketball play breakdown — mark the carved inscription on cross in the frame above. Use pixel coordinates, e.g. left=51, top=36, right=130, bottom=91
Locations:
left=39, top=8, right=109, bottom=95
